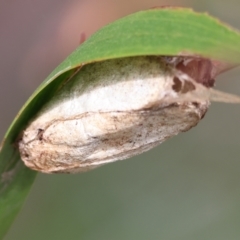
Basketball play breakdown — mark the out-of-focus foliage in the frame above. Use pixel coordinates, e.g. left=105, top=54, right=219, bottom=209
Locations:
left=1, top=1, right=240, bottom=240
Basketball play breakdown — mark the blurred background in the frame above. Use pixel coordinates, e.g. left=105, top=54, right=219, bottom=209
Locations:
left=1, top=0, right=240, bottom=239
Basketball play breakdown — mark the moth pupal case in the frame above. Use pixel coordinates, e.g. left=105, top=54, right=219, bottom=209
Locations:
left=19, top=56, right=211, bottom=173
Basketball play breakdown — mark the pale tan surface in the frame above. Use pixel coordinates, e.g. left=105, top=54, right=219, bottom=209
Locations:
left=19, top=57, right=208, bottom=173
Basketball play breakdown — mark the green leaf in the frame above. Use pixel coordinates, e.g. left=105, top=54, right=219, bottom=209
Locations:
left=1, top=7, right=240, bottom=238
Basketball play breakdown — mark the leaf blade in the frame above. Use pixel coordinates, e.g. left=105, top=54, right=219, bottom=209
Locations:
left=1, top=7, right=240, bottom=238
